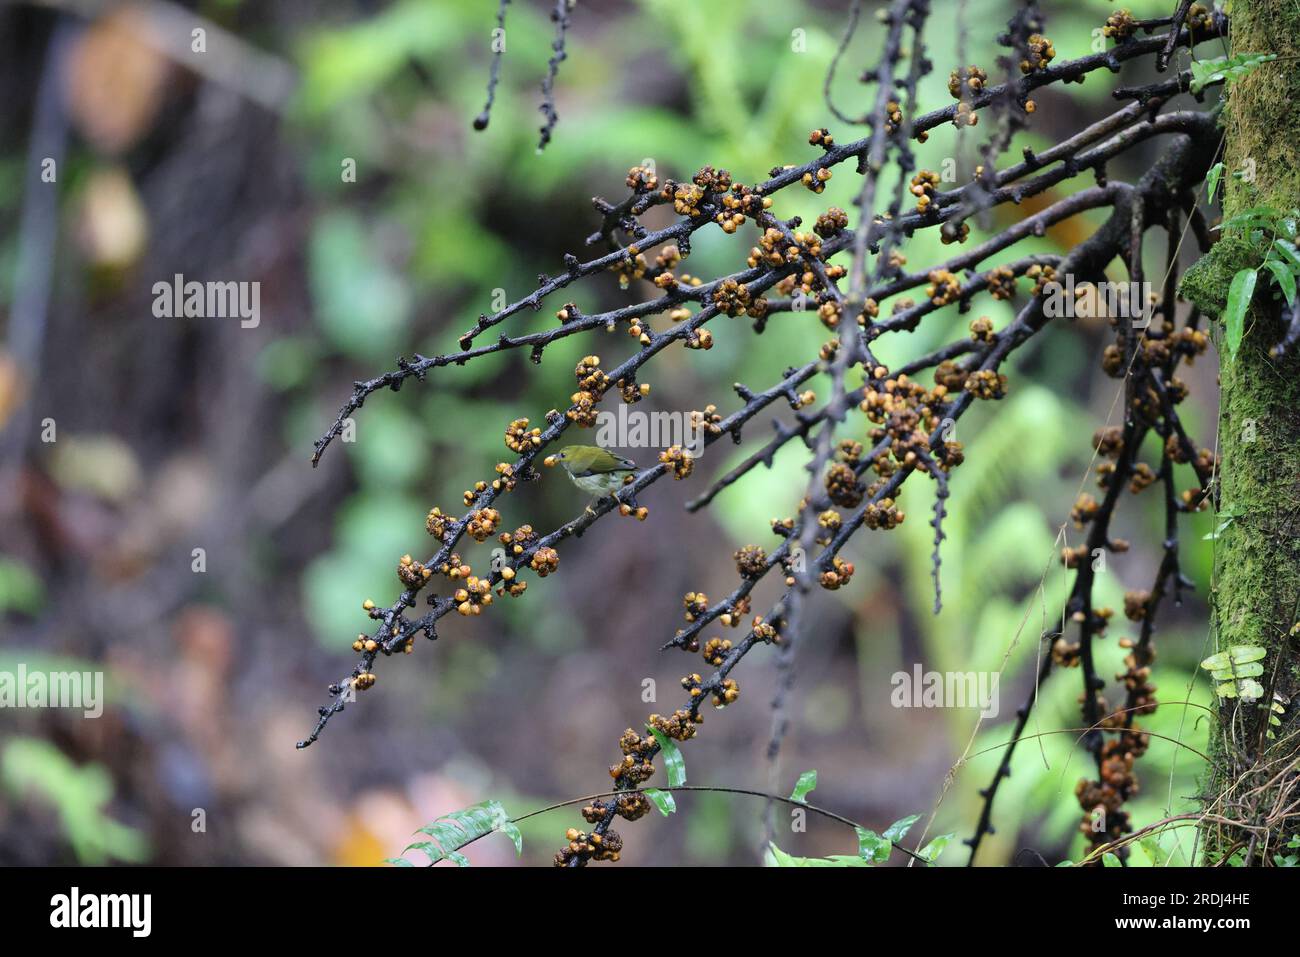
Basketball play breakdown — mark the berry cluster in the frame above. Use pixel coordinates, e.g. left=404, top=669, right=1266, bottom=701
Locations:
left=659, top=445, right=694, bottom=479
left=1019, top=33, right=1056, bottom=74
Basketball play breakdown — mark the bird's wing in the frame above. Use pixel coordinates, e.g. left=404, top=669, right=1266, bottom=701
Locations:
left=569, top=457, right=637, bottom=477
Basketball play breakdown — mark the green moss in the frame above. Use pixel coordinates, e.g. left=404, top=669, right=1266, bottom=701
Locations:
left=1220, top=4, right=1300, bottom=217
left=1179, top=234, right=1258, bottom=316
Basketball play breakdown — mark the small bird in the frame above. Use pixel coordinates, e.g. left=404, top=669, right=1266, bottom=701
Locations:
left=550, top=445, right=639, bottom=515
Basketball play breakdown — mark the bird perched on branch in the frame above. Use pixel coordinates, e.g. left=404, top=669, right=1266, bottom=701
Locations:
left=547, top=445, right=638, bottom=515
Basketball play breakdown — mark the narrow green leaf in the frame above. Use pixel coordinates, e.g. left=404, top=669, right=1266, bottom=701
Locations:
left=384, top=857, right=415, bottom=867
left=1203, top=517, right=1235, bottom=540
left=1264, top=260, right=1297, bottom=305
left=403, top=840, right=441, bottom=856
left=789, top=769, right=818, bottom=804
left=500, top=820, right=524, bottom=856
left=643, top=788, right=677, bottom=816
left=1273, top=239, right=1300, bottom=270
left=646, top=726, right=687, bottom=787
left=1223, top=268, right=1257, bottom=359
left=1206, top=162, right=1223, bottom=204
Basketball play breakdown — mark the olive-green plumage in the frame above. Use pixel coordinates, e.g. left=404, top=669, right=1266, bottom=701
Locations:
left=555, top=445, right=638, bottom=504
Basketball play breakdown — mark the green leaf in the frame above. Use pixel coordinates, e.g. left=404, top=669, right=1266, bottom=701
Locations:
left=765, top=842, right=870, bottom=867
left=402, top=840, right=441, bottom=856
left=1217, top=205, right=1285, bottom=233
left=500, top=820, right=524, bottom=856
left=1203, top=517, right=1235, bottom=540
left=1223, top=268, right=1257, bottom=359
left=856, top=826, right=891, bottom=864
left=1208, top=661, right=1264, bottom=679
left=1203, top=646, right=1270, bottom=701
left=1215, top=677, right=1265, bottom=700
left=1189, top=52, right=1277, bottom=94
left=647, top=726, right=687, bottom=787
left=0, top=737, right=148, bottom=864
left=883, top=814, right=921, bottom=844
left=643, top=788, right=677, bottom=816
left=392, top=799, right=520, bottom=866
left=1264, top=260, right=1297, bottom=306
left=919, top=833, right=954, bottom=863
left=1102, top=852, right=1122, bottom=867
left=1206, top=162, right=1223, bottom=204
left=1189, top=60, right=1217, bottom=94
left=1201, top=646, right=1267, bottom=671
left=789, top=770, right=818, bottom=804
left=764, top=842, right=799, bottom=867
left=384, top=857, right=415, bottom=867
left=1273, top=239, right=1300, bottom=270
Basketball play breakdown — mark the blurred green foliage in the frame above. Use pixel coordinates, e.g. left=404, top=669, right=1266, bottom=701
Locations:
left=2, top=737, right=149, bottom=864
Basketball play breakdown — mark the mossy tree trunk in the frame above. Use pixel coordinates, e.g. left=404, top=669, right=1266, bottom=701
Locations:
left=1179, top=0, right=1300, bottom=865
